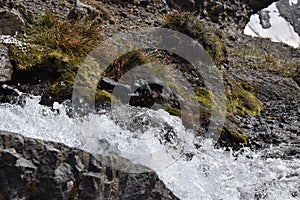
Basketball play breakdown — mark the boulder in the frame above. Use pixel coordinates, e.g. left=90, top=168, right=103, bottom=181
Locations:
left=0, top=9, right=24, bottom=35
left=0, top=131, right=179, bottom=200
left=0, top=44, right=13, bottom=82
left=277, top=0, right=300, bottom=36
left=258, top=10, right=271, bottom=29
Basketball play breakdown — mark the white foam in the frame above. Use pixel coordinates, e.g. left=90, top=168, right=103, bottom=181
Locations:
left=0, top=96, right=299, bottom=200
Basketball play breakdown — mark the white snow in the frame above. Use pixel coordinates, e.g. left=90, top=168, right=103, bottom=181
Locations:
left=289, top=0, right=298, bottom=6
left=244, top=3, right=300, bottom=48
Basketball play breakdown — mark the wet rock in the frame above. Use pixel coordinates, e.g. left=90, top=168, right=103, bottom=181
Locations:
left=100, top=76, right=180, bottom=110
left=129, top=79, right=179, bottom=109
left=0, top=131, right=179, bottom=200
left=0, top=44, right=13, bottom=82
left=99, top=77, right=131, bottom=93
left=129, top=79, right=155, bottom=108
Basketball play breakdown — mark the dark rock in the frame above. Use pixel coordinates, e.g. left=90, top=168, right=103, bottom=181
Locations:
left=258, top=10, right=271, bottom=29
left=101, top=75, right=180, bottom=110
left=129, top=79, right=155, bottom=108
left=0, top=44, right=13, bottom=82
left=0, top=9, right=25, bottom=35
left=294, top=66, right=300, bottom=86
left=99, top=77, right=131, bottom=93
left=247, top=0, right=277, bottom=13
left=0, top=131, right=179, bottom=200
left=277, top=0, right=300, bottom=36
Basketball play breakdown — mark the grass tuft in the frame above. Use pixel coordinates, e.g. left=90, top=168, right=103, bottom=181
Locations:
left=9, top=13, right=103, bottom=101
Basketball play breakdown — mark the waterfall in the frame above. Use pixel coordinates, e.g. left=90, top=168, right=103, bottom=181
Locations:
left=0, top=95, right=299, bottom=200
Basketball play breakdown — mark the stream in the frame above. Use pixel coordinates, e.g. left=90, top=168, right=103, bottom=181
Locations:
left=0, top=95, right=299, bottom=200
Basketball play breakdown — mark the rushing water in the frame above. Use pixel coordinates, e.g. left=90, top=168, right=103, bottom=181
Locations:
left=0, top=95, right=299, bottom=200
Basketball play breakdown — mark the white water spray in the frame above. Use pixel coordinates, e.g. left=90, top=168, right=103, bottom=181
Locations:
left=0, top=96, right=299, bottom=200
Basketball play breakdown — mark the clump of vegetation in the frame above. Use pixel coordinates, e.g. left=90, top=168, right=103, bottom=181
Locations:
left=195, top=86, right=216, bottom=120
left=232, top=45, right=299, bottom=81
left=195, top=81, right=262, bottom=118
left=260, top=54, right=299, bottom=78
left=226, top=81, right=263, bottom=116
left=104, top=50, right=148, bottom=81
left=27, top=180, right=36, bottom=192
left=162, top=12, right=228, bottom=65
left=9, top=13, right=103, bottom=101
left=143, top=48, right=261, bottom=146
left=194, top=81, right=262, bottom=145
left=232, top=45, right=262, bottom=58
left=69, top=181, right=80, bottom=200
left=218, top=123, right=249, bottom=149
left=10, top=14, right=103, bottom=69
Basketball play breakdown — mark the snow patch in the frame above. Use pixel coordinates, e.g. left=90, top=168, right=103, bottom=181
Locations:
left=289, top=0, right=298, bottom=6
left=244, top=3, right=300, bottom=48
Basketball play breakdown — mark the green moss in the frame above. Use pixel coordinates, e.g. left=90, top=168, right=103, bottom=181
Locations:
left=227, top=81, right=263, bottom=116
left=69, top=184, right=79, bottom=200
left=28, top=180, right=36, bottom=192
left=10, top=14, right=102, bottom=69
left=95, top=89, right=112, bottom=103
left=195, top=80, right=263, bottom=118
left=194, top=83, right=253, bottom=146
left=195, top=87, right=213, bottom=119
left=164, top=105, right=181, bottom=117
left=8, top=13, right=103, bottom=101
left=221, top=126, right=249, bottom=146
left=162, top=12, right=228, bottom=65
left=196, top=87, right=213, bottom=108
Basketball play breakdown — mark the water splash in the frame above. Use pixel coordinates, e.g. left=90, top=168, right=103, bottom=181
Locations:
left=0, top=96, right=299, bottom=200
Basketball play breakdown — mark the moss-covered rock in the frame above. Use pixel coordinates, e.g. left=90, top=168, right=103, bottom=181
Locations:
left=194, top=80, right=262, bottom=146
left=218, top=125, right=249, bottom=149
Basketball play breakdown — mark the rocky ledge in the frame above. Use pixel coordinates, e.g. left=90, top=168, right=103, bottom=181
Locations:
left=0, top=131, right=178, bottom=200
